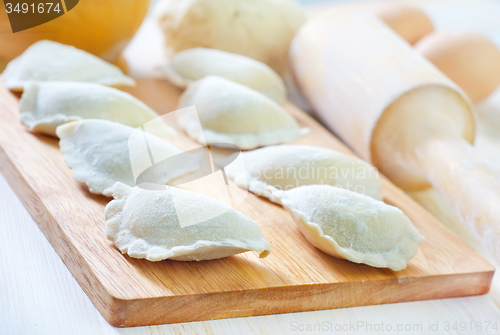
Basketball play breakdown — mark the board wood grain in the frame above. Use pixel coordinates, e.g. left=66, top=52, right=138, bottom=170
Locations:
left=0, top=77, right=494, bottom=327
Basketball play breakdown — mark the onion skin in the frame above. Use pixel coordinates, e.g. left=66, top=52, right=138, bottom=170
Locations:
left=0, top=0, right=151, bottom=71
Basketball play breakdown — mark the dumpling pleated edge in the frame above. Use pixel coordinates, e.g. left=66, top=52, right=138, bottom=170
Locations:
left=178, top=117, right=310, bottom=150
left=4, top=59, right=136, bottom=92
left=21, top=112, right=83, bottom=137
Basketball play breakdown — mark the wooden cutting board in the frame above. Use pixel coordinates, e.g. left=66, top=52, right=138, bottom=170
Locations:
left=0, top=77, right=494, bottom=327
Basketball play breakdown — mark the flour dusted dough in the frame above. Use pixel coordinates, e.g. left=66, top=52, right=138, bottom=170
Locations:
left=2, top=40, right=135, bottom=91
left=226, top=145, right=382, bottom=201
left=105, top=182, right=271, bottom=261
left=56, top=120, right=183, bottom=196
left=155, top=0, right=306, bottom=76
left=177, top=76, right=308, bottom=149
left=271, top=185, right=425, bottom=271
left=162, top=48, right=287, bottom=105
left=20, top=82, right=175, bottom=137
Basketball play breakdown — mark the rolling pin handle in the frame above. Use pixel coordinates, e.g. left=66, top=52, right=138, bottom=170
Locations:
left=417, top=137, right=500, bottom=262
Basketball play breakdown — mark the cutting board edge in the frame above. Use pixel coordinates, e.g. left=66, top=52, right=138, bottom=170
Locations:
left=102, top=270, right=494, bottom=327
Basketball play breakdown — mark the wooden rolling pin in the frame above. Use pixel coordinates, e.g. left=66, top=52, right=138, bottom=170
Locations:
left=290, top=11, right=500, bottom=262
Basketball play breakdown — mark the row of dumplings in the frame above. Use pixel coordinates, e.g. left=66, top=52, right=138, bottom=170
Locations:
left=7, top=40, right=308, bottom=150
left=3, top=40, right=425, bottom=271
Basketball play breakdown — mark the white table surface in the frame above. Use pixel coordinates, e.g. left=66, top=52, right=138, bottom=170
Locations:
left=3, top=0, right=500, bottom=334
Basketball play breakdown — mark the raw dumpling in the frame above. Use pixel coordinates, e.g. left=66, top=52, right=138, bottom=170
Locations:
left=162, top=48, right=287, bottom=105
left=56, top=119, right=185, bottom=196
left=271, top=185, right=425, bottom=271
left=155, top=0, right=306, bottom=76
left=2, top=40, right=135, bottom=91
left=226, top=145, right=382, bottom=201
left=177, top=76, right=308, bottom=149
left=20, top=81, right=175, bottom=137
left=105, top=182, right=271, bottom=261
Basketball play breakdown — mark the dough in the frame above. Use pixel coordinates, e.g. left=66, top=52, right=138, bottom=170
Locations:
left=226, top=145, right=383, bottom=201
left=2, top=40, right=135, bottom=91
left=56, top=120, right=186, bottom=196
left=161, top=48, right=287, bottom=105
left=177, top=76, right=308, bottom=149
left=155, top=0, right=306, bottom=76
left=20, top=81, right=175, bottom=138
left=271, top=185, right=425, bottom=271
left=105, top=182, right=271, bottom=261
